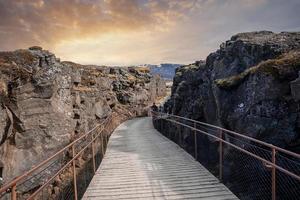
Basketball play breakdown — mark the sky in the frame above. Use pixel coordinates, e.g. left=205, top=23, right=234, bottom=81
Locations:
left=0, top=0, right=300, bottom=66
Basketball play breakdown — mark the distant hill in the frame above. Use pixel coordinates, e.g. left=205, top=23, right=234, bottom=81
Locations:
left=148, top=63, right=182, bottom=80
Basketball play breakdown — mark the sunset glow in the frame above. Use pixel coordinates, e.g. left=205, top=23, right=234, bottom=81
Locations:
left=1, top=0, right=300, bottom=65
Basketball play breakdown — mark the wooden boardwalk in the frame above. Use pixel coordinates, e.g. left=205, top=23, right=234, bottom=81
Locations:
left=83, top=117, right=238, bottom=200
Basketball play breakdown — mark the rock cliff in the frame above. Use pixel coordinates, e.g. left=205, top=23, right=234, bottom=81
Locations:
left=0, top=47, right=166, bottom=184
left=157, top=31, right=300, bottom=199
left=164, top=31, right=300, bottom=151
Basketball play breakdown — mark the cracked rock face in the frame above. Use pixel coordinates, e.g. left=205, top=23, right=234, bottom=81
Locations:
left=164, top=31, right=300, bottom=151
left=158, top=31, right=300, bottom=199
left=0, top=48, right=73, bottom=182
left=0, top=47, right=166, bottom=183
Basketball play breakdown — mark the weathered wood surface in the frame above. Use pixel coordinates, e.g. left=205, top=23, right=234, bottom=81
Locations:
left=83, top=117, right=238, bottom=200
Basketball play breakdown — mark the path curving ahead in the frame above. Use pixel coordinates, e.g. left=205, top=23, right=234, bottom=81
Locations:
left=83, top=117, right=238, bottom=200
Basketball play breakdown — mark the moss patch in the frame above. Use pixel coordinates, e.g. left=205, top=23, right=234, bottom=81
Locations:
left=215, top=51, right=300, bottom=90
left=175, top=64, right=198, bottom=77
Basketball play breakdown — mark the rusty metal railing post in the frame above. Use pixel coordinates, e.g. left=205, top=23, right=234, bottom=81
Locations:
left=91, top=133, right=96, bottom=173
left=168, top=120, right=171, bottom=139
left=177, top=119, right=181, bottom=146
left=72, top=145, right=78, bottom=200
left=194, top=122, right=197, bottom=160
left=219, top=130, right=223, bottom=181
left=105, top=135, right=108, bottom=153
left=11, top=184, right=17, bottom=200
left=159, top=115, right=161, bottom=132
left=101, top=134, right=104, bottom=157
left=272, top=147, right=276, bottom=200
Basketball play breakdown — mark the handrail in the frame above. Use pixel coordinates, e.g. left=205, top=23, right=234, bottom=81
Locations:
left=164, top=117, right=300, bottom=181
left=152, top=111, right=300, bottom=158
left=28, top=123, right=107, bottom=200
left=151, top=110, right=300, bottom=200
left=0, top=115, right=112, bottom=199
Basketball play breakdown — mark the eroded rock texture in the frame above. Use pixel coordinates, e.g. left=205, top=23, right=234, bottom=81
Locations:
left=164, top=31, right=300, bottom=151
left=158, top=31, right=300, bottom=199
left=0, top=47, right=166, bottom=184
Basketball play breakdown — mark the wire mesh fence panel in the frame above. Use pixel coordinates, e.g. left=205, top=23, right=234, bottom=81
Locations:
left=13, top=153, right=72, bottom=200
left=58, top=183, right=74, bottom=200
left=169, top=122, right=178, bottom=143
left=24, top=164, right=74, bottom=200
left=194, top=125, right=220, bottom=178
left=0, top=117, right=112, bottom=200
left=198, top=136, right=220, bottom=177
left=18, top=155, right=67, bottom=191
left=223, top=141, right=272, bottom=200
left=94, top=134, right=104, bottom=169
left=151, top=112, right=300, bottom=200
left=276, top=152, right=300, bottom=200
left=76, top=158, right=94, bottom=200
left=95, top=152, right=103, bottom=170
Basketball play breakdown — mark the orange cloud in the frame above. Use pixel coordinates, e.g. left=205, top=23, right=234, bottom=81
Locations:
left=0, top=0, right=298, bottom=65
left=0, top=0, right=195, bottom=50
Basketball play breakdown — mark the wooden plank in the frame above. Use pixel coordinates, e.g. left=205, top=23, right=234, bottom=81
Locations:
left=83, top=117, right=238, bottom=200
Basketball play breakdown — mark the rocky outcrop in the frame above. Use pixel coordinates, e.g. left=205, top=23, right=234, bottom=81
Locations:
left=0, top=47, right=166, bottom=185
left=164, top=31, right=300, bottom=150
left=158, top=31, right=300, bottom=199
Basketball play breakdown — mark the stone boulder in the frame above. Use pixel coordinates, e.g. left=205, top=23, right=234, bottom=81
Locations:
left=94, top=99, right=111, bottom=119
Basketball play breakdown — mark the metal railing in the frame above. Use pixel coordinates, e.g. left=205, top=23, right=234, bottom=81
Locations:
left=0, top=115, right=112, bottom=200
left=1, top=111, right=299, bottom=200
left=152, top=111, right=300, bottom=200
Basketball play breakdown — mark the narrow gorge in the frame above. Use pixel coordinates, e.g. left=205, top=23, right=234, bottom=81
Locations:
left=0, top=46, right=166, bottom=190
left=1, top=1, right=300, bottom=199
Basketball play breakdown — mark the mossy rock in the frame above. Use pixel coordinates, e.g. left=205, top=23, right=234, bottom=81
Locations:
left=215, top=51, right=300, bottom=90
left=175, top=64, right=199, bottom=78
left=175, top=71, right=183, bottom=76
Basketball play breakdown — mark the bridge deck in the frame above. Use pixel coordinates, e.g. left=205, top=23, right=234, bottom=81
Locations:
left=83, top=117, right=238, bottom=200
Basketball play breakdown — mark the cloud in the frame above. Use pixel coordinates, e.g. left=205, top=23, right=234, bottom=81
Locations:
left=0, top=0, right=299, bottom=65
left=0, top=0, right=195, bottom=50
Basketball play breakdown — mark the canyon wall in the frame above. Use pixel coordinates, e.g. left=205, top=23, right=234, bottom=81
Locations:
left=164, top=31, right=300, bottom=151
left=0, top=47, right=166, bottom=184
left=157, top=31, right=300, bottom=199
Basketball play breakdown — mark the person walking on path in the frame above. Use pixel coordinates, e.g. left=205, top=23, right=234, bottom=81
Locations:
left=151, top=103, right=158, bottom=112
